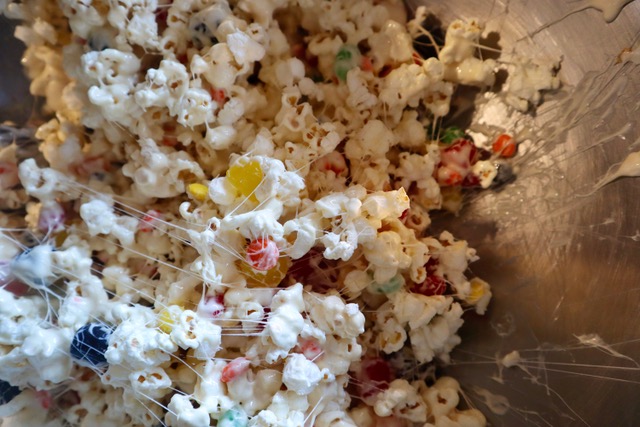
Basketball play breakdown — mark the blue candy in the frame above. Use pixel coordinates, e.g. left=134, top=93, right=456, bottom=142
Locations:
left=0, top=379, right=21, bottom=405
left=70, top=323, right=112, bottom=368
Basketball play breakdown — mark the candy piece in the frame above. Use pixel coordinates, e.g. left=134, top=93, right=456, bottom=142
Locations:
left=221, top=357, right=251, bottom=383
left=440, top=126, right=465, bottom=144
left=412, top=275, right=446, bottom=296
left=0, top=380, right=21, bottom=405
left=315, top=151, right=347, bottom=176
left=37, top=201, right=66, bottom=233
left=210, top=87, right=227, bottom=107
left=370, top=274, right=404, bottom=294
left=226, top=160, right=263, bottom=202
left=360, top=55, right=374, bottom=72
left=492, top=133, right=516, bottom=158
left=187, top=183, right=209, bottom=202
left=334, top=44, right=361, bottom=81
left=236, top=256, right=291, bottom=288
left=138, top=209, right=163, bottom=232
left=158, top=306, right=183, bottom=334
left=35, top=389, right=52, bottom=410
left=359, top=357, right=392, bottom=400
left=70, top=323, right=112, bottom=368
left=218, top=407, right=248, bottom=427
left=161, top=124, right=178, bottom=147
left=245, top=238, right=279, bottom=271
left=436, top=138, right=483, bottom=187
left=411, top=257, right=447, bottom=296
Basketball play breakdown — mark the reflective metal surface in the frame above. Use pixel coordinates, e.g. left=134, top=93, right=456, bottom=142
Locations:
left=411, top=1, right=640, bottom=426
left=2, top=2, right=640, bottom=426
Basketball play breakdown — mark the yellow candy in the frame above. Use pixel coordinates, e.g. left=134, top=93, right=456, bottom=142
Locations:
left=187, top=183, right=209, bottom=202
left=158, top=305, right=183, bottom=334
left=467, top=278, right=489, bottom=304
left=236, top=257, right=291, bottom=288
left=226, top=160, right=263, bottom=202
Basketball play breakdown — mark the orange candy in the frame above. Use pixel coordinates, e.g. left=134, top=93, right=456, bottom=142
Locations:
left=237, top=256, right=291, bottom=288
left=492, top=134, right=516, bottom=158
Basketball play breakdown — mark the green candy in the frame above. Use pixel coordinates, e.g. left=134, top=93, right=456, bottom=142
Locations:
left=370, top=274, right=405, bottom=294
left=218, top=407, right=248, bottom=427
left=334, top=44, right=361, bottom=82
left=440, top=126, right=465, bottom=144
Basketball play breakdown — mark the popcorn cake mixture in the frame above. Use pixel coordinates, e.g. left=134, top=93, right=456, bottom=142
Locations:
left=0, top=0, right=558, bottom=426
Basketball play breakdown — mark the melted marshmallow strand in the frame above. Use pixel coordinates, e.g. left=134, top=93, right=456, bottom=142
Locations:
left=0, top=1, right=560, bottom=426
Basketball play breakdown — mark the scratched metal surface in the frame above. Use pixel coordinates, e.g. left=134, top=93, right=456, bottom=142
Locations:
left=2, top=2, right=640, bottom=426
left=412, top=1, right=640, bottom=426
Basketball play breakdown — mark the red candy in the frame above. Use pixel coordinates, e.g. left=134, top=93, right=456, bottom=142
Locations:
left=35, top=390, right=52, bottom=410
left=245, top=238, right=279, bottom=271
left=492, top=133, right=516, bottom=158
left=210, top=88, right=228, bottom=108
left=359, top=357, right=393, bottom=400
left=221, top=357, right=251, bottom=383
left=411, top=257, right=447, bottom=296
left=360, top=56, right=374, bottom=72
left=436, top=139, right=479, bottom=186
left=138, top=210, right=163, bottom=232
left=412, top=274, right=447, bottom=296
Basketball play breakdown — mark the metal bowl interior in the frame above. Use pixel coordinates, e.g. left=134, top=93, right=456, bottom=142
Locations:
left=1, top=2, right=640, bottom=426
left=410, top=1, right=640, bottom=426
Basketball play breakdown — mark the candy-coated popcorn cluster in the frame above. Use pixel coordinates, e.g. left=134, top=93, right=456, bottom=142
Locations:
left=0, top=0, right=559, bottom=425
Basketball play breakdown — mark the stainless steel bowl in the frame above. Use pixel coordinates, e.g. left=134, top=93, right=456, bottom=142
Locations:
left=2, top=2, right=639, bottom=426
left=411, top=1, right=640, bottom=426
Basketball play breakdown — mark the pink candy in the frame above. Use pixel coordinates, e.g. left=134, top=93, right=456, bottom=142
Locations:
left=245, top=238, right=279, bottom=271
left=38, top=201, right=66, bottom=233
left=316, top=151, right=347, bottom=176
left=220, top=357, right=251, bottom=383
left=138, top=209, right=163, bottom=232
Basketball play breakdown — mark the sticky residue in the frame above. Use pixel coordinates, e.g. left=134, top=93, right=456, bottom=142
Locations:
left=575, top=333, right=640, bottom=366
left=586, top=0, right=635, bottom=23
left=590, top=151, right=640, bottom=193
left=619, top=40, right=640, bottom=65
left=529, top=0, right=634, bottom=38
left=500, top=350, right=522, bottom=368
left=472, top=387, right=511, bottom=415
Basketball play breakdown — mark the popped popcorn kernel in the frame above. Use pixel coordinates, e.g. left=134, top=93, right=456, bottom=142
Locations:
left=0, top=0, right=562, bottom=424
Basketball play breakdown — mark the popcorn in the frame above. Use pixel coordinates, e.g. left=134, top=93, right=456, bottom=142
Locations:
left=0, top=0, right=536, bottom=425
left=282, top=353, right=325, bottom=395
